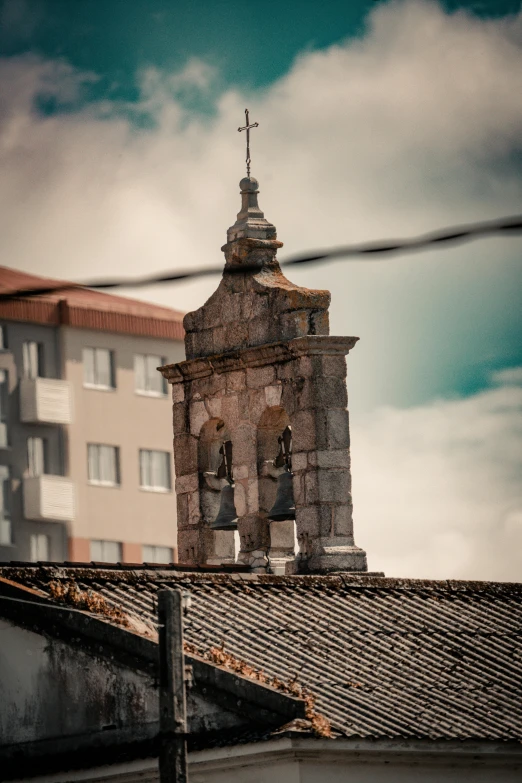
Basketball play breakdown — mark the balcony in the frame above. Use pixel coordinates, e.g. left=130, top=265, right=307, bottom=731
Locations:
left=23, top=475, right=75, bottom=522
left=20, top=378, right=72, bottom=425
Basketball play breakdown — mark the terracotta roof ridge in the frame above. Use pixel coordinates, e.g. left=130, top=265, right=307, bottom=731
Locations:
left=0, top=265, right=186, bottom=337
left=0, top=264, right=185, bottom=317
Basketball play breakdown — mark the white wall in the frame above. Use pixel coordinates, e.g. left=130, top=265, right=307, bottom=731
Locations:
left=0, top=618, right=158, bottom=745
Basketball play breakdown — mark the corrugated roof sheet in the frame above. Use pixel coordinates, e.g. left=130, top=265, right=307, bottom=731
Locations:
left=0, top=266, right=185, bottom=340
left=1, top=566, right=522, bottom=742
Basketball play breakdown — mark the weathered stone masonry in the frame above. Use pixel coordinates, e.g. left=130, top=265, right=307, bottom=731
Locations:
left=160, top=176, right=367, bottom=574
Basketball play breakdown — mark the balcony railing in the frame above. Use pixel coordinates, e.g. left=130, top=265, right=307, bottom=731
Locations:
left=23, top=475, right=75, bottom=522
left=20, top=378, right=72, bottom=425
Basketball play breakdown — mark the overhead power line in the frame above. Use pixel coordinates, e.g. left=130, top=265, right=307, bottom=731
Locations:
left=1, top=213, right=521, bottom=303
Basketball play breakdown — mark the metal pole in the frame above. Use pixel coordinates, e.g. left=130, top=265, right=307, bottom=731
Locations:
left=158, top=589, right=188, bottom=783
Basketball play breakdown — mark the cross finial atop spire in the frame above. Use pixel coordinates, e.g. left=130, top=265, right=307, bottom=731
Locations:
left=238, top=108, right=258, bottom=177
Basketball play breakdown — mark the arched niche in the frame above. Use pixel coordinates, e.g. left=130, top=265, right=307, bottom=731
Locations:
left=257, top=406, right=290, bottom=515
left=257, top=406, right=296, bottom=572
left=198, top=418, right=236, bottom=565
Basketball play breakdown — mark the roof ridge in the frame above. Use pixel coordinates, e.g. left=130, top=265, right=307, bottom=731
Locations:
left=0, top=265, right=185, bottom=339
left=1, top=564, right=521, bottom=592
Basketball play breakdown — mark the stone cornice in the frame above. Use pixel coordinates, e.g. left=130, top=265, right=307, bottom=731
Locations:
left=159, top=335, right=359, bottom=384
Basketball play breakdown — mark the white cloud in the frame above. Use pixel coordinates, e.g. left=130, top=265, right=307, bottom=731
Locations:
left=352, top=372, right=522, bottom=580
left=1, top=2, right=522, bottom=412
left=136, top=59, right=219, bottom=118
left=492, top=366, right=522, bottom=386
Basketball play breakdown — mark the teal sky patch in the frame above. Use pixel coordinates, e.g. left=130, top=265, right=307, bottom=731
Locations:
left=1, top=0, right=520, bottom=105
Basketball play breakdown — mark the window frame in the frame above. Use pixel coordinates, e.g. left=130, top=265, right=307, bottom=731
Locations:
left=87, top=443, right=120, bottom=487
left=0, top=369, right=8, bottom=449
left=22, top=340, right=44, bottom=379
left=142, top=544, right=174, bottom=564
left=134, top=353, right=167, bottom=397
left=27, top=436, right=48, bottom=477
left=139, top=449, right=172, bottom=492
left=83, top=347, right=116, bottom=391
left=90, top=539, right=122, bottom=563
left=0, top=465, right=11, bottom=546
left=30, top=533, right=50, bottom=562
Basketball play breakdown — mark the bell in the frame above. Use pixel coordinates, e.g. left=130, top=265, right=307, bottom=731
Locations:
left=210, top=483, right=239, bottom=530
left=268, top=470, right=296, bottom=521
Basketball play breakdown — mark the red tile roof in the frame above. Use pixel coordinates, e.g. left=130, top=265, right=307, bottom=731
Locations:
left=0, top=266, right=185, bottom=341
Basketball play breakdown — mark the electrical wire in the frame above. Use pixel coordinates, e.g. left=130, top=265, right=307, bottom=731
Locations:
left=0, top=213, right=521, bottom=302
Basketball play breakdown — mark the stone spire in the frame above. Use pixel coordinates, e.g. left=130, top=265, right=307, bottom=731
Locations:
left=183, top=177, right=330, bottom=360
left=227, top=176, right=276, bottom=242
left=161, top=176, right=368, bottom=575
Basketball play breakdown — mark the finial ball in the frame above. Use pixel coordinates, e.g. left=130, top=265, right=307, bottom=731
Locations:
left=240, top=176, right=259, bottom=193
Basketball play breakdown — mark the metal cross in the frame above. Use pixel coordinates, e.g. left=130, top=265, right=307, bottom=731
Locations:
left=238, top=108, right=259, bottom=178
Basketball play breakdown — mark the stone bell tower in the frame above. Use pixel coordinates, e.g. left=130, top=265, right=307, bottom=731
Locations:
left=160, top=175, right=368, bottom=574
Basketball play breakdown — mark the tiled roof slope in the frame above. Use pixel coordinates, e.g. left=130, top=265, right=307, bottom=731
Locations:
left=2, top=566, right=522, bottom=742
left=0, top=266, right=185, bottom=340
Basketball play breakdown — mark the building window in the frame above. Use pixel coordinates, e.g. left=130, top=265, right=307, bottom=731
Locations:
left=22, top=341, right=43, bottom=379
left=27, top=437, right=48, bottom=477
left=87, top=444, right=120, bottom=486
left=0, top=325, right=7, bottom=350
left=0, top=370, right=7, bottom=448
left=83, top=347, right=115, bottom=390
left=142, top=544, right=173, bottom=563
left=139, top=449, right=171, bottom=491
left=143, top=544, right=173, bottom=564
left=0, top=465, right=11, bottom=545
left=134, top=354, right=166, bottom=396
left=30, top=533, right=50, bottom=562
left=90, top=539, right=122, bottom=563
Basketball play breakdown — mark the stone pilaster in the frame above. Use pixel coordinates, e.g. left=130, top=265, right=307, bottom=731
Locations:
left=283, top=338, right=367, bottom=574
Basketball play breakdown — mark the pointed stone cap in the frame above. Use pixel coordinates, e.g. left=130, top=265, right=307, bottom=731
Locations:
left=182, top=174, right=330, bottom=360
left=227, top=177, right=277, bottom=243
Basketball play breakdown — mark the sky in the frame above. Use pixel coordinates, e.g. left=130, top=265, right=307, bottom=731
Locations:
left=0, top=0, right=521, bottom=580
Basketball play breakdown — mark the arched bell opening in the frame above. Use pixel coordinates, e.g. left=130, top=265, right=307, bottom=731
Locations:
left=198, top=418, right=238, bottom=565
left=257, top=406, right=289, bottom=512
left=257, top=406, right=296, bottom=574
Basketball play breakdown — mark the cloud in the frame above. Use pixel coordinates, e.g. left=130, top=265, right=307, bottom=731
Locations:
left=136, top=59, right=219, bottom=118
left=352, top=370, right=522, bottom=580
left=492, top=366, right=522, bottom=386
left=0, top=0, right=522, bottom=413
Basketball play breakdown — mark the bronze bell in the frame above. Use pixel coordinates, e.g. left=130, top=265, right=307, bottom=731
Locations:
left=211, top=483, right=239, bottom=530
left=268, top=469, right=295, bottom=521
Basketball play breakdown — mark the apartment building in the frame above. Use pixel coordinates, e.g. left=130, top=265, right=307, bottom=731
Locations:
left=0, top=266, right=185, bottom=564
